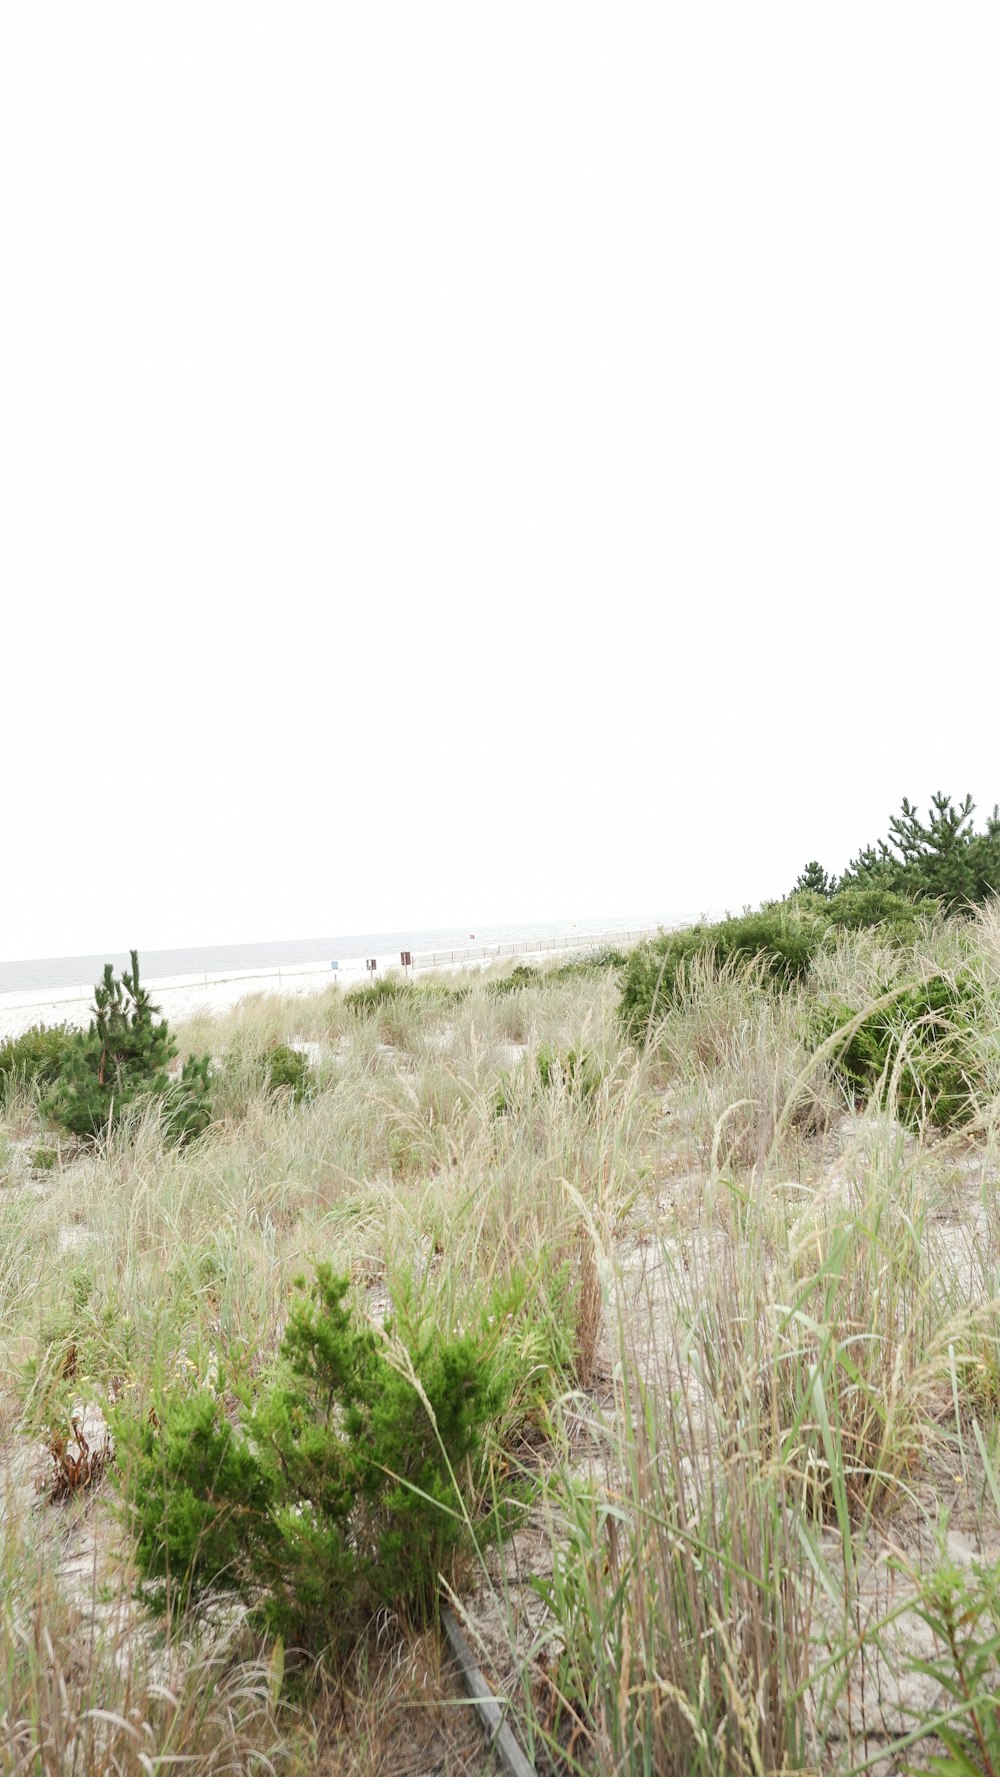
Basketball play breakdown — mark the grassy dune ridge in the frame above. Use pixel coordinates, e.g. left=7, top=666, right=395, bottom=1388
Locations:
left=2, top=913, right=1000, bottom=1773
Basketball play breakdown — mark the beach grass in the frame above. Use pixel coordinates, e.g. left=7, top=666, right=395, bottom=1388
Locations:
left=2, top=926, right=1000, bottom=1771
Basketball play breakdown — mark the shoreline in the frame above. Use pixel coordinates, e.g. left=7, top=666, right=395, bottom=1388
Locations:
left=0, top=928, right=655, bottom=1042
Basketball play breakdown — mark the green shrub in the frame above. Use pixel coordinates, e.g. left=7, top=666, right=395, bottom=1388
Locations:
left=815, top=972, right=981, bottom=1129
left=123, top=1388, right=273, bottom=1607
left=43, top=952, right=212, bottom=1143
left=545, top=946, right=628, bottom=983
left=0, top=1023, right=77, bottom=1092
left=487, top=963, right=541, bottom=997
left=620, top=892, right=931, bottom=1038
left=264, top=1042, right=312, bottom=1104
left=620, top=909, right=823, bottom=1036
left=117, top=1266, right=536, bottom=1658
left=822, top=885, right=926, bottom=942
left=414, top=981, right=471, bottom=1008
left=344, top=974, right=414, bottom=1017
left=211, top=1036, right=311, bottom=1122
left=587, top=944, right=629, bottom=969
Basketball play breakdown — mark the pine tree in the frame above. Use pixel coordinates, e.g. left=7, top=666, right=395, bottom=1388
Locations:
left=836, top=794, right=1000, bottom=907
left=838, top=840, right=903, bottom=893
left=794, top=860, right=837, bottom=897
left=45, top=951, right=210, bottom=1141
left=972, top=805, right=1000, bottom=901
left=888, top=792, right=977, bottom=902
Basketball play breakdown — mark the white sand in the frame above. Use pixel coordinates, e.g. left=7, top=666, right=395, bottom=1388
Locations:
left=0, top=933, right=647, bottom=1042
left=0, top=956, right=395, bottom=1041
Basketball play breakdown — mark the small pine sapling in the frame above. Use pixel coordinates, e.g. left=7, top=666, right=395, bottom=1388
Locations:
left=45, top=951, right=211, bottom=1141
left=117, top=1265, right=537, bottom=1659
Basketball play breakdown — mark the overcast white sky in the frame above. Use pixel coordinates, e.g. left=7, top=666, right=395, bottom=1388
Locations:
left=2, top=5, right=998, bottom=960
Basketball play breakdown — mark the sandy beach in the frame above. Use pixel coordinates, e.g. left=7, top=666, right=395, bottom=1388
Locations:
left=0, top=960, right=344, bottom=1041
left=0, top=932, right=649, bottom=1042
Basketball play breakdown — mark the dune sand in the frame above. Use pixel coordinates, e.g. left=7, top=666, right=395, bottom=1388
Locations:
left=0, top=933, right=639, bottom=1042
left=0, top=956, right=424, bottom=1042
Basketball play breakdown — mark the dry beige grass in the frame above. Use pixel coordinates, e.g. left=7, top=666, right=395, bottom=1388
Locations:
left=2, top=925, right=1000, bottom=1773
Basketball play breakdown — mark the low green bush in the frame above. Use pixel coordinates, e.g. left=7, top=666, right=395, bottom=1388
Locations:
left=488, top=963, right=542, bottom=997
left=815, top=972, right=982, bottom=1129
left=619, top=908, right=823, bottom=1035
left=344, top=974, right=414, bottom=1017
left=264, top=1042, right=312, bottom=1104
left=620, top=890, right=932, bottom=1037
left=545, top=946, right=628, bottom=984
left=117, top=1266, right=543, bottom=1660
left=822, top=885, right=927, bottom=942
left=211, top=1037, right=313, bottom=1122
left=0, top=1023, right=77, bottom=1092
left=414, top=981, right=471, bottom=1008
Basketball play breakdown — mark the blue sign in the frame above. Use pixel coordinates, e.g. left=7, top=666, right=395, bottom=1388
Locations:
left=330, top=961, right=339, bottom=971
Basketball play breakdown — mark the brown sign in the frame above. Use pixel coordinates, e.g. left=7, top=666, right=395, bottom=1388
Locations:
left=366, top=958, right=377, bottom=971
left=400, top=951, right=412, bottom=967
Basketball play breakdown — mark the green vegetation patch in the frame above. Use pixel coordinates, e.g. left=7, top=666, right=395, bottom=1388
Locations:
left=263, top=1041, right=312, bottom=1104
left=494, top=1042, right=603, bottom=1117
left=619, top=905, right=823, bottom=1035
left=42, top=952, right=212, bottom=1143
left=117, top=1264, right=554, bottom=1661
left=344, top=974, right=415, bottom=1017
left=820, top=884, right=927, bottom=940
left=487, top=963, right=542, bottom=997
left=815, top=971, right=982, bottom=1129
left=0, top=1023, right=77, bottom=1093
left=795, top=790, right=1000, bottom=908
left=545, top=945, right=628, bottom=983
left=620, top=889, right=931, bottom=1038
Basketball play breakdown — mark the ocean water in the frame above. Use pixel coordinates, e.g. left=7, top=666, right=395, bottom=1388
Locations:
left=0, top=916, right=664, bottom=996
